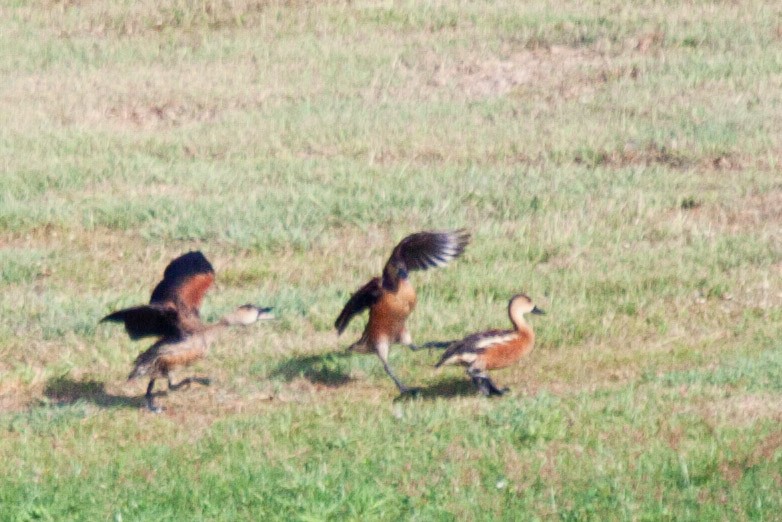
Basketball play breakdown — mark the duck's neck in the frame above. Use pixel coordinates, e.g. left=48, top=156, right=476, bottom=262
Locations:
left=510, top=314, right=532, bottom=335
left=198, top=316, right=233, bottom=339
left=382, top=273, right=400, bottom=291
left=198, top=323, right=226, bottom=344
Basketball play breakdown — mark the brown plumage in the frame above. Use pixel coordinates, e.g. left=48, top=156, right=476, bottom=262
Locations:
left=435, top=294, right=544, bottom=396
left=101, top=251, right=274, bottom=412
left=335, top=230, right=470, bottom=394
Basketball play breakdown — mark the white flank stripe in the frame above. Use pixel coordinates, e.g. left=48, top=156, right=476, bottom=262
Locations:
left=460, top=353, right=478, bottom=363
left=474, top=333, right=517, bottom=350
left=442, top=352, right=478, bottom=366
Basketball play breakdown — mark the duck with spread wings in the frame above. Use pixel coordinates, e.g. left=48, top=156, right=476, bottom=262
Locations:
left=334, top=230, right=470, bottom=394
left=101, top=251, right=274, bottom=412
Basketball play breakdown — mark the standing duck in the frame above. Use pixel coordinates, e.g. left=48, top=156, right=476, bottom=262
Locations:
left=101, top=251, right=273, bottom=412
left=335, top=230, right=470, bottom=394
left=435, top=294, right=544, bottom=396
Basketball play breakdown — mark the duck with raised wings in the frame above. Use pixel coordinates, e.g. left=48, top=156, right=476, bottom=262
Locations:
left=101, top=251, right=273, bottom=412
left=335, top=230, right=470, bottom=394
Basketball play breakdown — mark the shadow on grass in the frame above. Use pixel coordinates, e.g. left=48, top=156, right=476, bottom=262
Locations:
left=395, top=376, right=478, bottom=401
left=43, top=376, right=158, bottom=410
left=269, top=350, right=355, bottom=387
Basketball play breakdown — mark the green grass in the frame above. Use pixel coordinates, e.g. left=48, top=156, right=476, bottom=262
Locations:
left=2, top=0, right=782, bottom=519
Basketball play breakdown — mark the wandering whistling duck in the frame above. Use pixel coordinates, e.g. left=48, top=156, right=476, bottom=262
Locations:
left=435, top=293, right=544, bottom=396
left=335, top=230, right=470, bottom=394
left=101, top=251, right=274, bottom=412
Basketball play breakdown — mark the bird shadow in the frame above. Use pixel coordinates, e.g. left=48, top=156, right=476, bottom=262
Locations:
left=395, top=376, right=478, bottom=401
left=43, top=376, right=160, bottom=410
left=269, top=350, right=355, bottom=387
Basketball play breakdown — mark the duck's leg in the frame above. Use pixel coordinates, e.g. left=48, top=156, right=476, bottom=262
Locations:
left=420, top=340, right=454, bottom=349
left=167, top=374, right=193, bottom=390
left=483, top=377, right=508, bottom=396
left=347, top=332, right=372, bottom=354
left=398, top=327, right=422, bottom=351
left=145, top=378, right=162, bottom=413
left=167, top=373, right=210, bottom=390
left=469, top=370, right=492, bottom=396
left=468, top=368, right=507, bottom=397
left=376, top=339, right=418, bottom=395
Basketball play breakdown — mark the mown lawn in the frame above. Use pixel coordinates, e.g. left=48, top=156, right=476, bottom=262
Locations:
left=1, top=0, right=781, bottom=519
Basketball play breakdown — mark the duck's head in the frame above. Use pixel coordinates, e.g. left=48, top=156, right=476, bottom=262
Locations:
left=226, top=304, right=275, bottom=326
left=508, top=293, right=545, bottom=327
left=382, top=262, right=409, bottom=290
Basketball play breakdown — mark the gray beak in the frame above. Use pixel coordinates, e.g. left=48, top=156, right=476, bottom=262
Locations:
left=531, top=306, right=545, bottom=315
left=256, top=306, right=275, bottom=320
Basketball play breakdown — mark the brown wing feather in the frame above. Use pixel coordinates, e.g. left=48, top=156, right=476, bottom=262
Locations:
left=386, top=229, right=470, bottom=273
left=150, top=251, right=215, bottom=313
left=177, top=273, right=215, bottom=311
left=334, top=277, right=383, bottom=335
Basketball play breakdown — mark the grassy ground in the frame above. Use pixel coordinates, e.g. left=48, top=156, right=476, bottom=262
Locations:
left=2, top=0, right=782, bottom=519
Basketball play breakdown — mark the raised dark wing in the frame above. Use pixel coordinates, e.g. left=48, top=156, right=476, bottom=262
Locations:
left=101, top=305, right=181, bottom=341
left=149, top=251, right=215, bottom=314
left=386, top=229, right=470, bottom=273
left=334, top=277, right=383, bottom=335
left=435, top=329, right=512, bottom=367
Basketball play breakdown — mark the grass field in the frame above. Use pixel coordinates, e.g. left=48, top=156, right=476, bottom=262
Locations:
left=2, top=0, right=782, bottom=519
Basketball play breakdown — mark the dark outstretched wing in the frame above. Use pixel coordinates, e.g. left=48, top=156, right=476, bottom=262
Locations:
left=101, top=305, right=181, bottom=341
left=386, top=229, right=470, bottom=273
left=149, top=251, right=215, bottom=313
left=435, top=329, right=512, bottom=367
left=334, top=277, right=383, bottom=335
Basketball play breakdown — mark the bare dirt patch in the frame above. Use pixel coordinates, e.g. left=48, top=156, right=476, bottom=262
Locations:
left=106, top=100, right=218, bottom=128
left=719, top=191, right=782, bottom=231
left=388, top=45, right=612, bottom=102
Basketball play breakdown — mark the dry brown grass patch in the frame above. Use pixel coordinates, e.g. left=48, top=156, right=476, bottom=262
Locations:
left=628, top=30, right=666, bottom=54
left=0, top=389, right=36, bottom=413
left=3, top=63, right=272, bottom=131
left=720, top=429, right=782, bottom=484
left=676, top=188, right=782, bottom=235
left=700, top=393, right=782, bottom=427
left=576, top=143, right=693, bottom=169
left=107, top=100, right=219, bottom=129
left=50, top=0, right=326, bottom=37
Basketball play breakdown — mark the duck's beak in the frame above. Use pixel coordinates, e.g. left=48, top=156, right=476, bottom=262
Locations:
left=255, top=306, right=275, bottom=320
left=531, top=306, right=545, bottom=315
